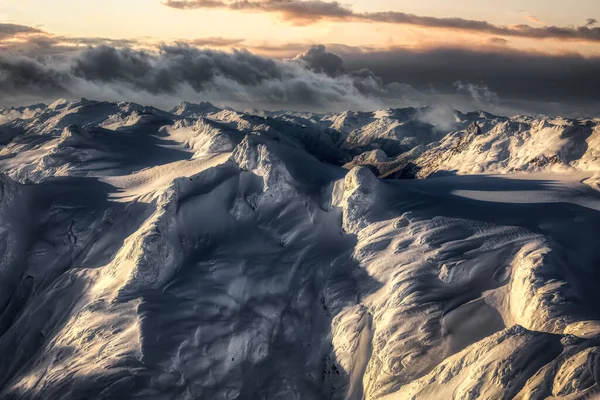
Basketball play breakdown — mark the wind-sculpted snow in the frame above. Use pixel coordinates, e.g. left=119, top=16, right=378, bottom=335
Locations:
left=1, top=99, right=600, bottom=399
left=410, top=117, right=600, bottom=178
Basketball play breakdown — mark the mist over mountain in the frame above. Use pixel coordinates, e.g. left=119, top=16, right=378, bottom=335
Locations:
left=1, top=98, right=600, bottom=399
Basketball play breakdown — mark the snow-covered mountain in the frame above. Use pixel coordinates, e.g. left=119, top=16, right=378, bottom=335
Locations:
left=0, top=103, right=46, bottom=125
left=1, top=99, right=600, bottom=399
left=169, top=101, right=222, bottom=118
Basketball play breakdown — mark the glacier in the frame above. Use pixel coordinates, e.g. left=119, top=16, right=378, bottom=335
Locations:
left=0, top=99, right=600, bottom=399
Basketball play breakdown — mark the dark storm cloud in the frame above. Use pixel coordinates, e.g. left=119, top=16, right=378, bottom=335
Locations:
left=158, top=44, right=285, bottom=86
left=0, top=43, right=392, bottom=110
left=0, top=54, right=69, bottom=94
left=339, top=47, right=600, bottom=105
left=163, top=0, right=600, bottom=42
left=294, top=44, right=345, bottom=76
left=70, top=44, right=288, bottom=95
left=2, top=40, right=600, bottom=116
left=71, top=46, right=166, bottom=92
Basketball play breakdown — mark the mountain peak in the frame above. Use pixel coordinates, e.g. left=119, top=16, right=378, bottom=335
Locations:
left=170, top=101, right=220, bottom=117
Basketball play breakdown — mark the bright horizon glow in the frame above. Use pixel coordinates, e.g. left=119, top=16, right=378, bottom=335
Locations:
left=2, top=0, right=600, bottom=57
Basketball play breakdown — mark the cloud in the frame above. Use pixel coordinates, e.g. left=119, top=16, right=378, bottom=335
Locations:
left=0, top=23, right=144, bottom=56
left=163, top=0, right=353, bottom=24
left=55, top=36, right=140, bottom=47
left=163, top=0, right=233, bottom=8
left=0, top=22, right=245, bottom=60
left=293, top=44, right=345, bottom=75
left=71, top=46, right=162, bottom=91
left=2, top=39, right=600, bottom=117
left=163, top=0, right=600, bottom=42
left=250, top=42, right=369, bottom=57
left=0, top=54, right=69, bottom=94
left=454, top=81, right=499, bottom=106
left=0, top=23, right=42, bottom=40
left=417, top=103, right=457, bottom=132
left=525, top=15, right=543, bottom=26
left=188, top=37, right=246, bottom=46
left=339, top=47, right=600, bottom=108
left=487, top=37, right=509, bottom=46
left=0, top=43, right=404, bottom=111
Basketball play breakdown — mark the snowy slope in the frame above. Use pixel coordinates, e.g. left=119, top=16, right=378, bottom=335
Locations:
left=0, top=99, right=600, bottom=399
left=169, top=101, right=222, bottom=118
left=0, top=104, right=46, bottom=125
left=410, top=117, right=600, bottom=177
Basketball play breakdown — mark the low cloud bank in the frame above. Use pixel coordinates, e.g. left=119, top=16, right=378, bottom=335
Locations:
left=1, top=40, right=599, bottom=116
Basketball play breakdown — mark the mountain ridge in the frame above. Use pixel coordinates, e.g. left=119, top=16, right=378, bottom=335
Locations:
left=0, top=99, right=600, bottom=399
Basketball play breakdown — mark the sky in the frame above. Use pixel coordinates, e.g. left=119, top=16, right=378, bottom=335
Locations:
left=1, top=0, right=600, bottom=116
left=3, top=0, right=600, bottom=54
